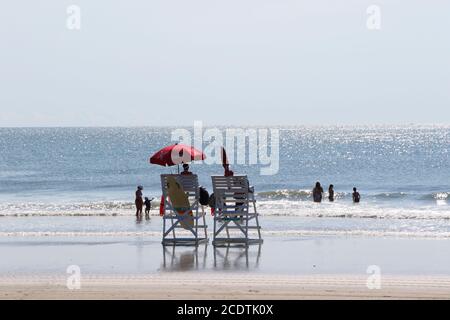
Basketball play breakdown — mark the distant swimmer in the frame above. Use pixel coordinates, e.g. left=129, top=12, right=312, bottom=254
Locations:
left=328, top=184, right=335, bottom=202
left=313, top=182, right=324, bottom=203
left=352, top=187, right=361, bottom=203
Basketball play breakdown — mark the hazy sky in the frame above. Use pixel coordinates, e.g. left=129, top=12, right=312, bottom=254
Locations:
left=1, top=0, right=449, bottom=127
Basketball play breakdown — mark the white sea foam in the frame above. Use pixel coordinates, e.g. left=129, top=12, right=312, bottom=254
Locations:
left=263, top=230, right=450, bottom=239
left=0, top=198, right=448, bottom=220
left=257, top=200, right=450, bottom=220
left=0, top=231, right=162, bottom=237
left=1, top=229, right=450, bottom=239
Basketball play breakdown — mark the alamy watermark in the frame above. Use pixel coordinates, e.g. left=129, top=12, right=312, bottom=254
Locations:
left=66, top=5, right=81, bottom=30
left=66, top=265, right=81, bottom=290
left=171, top=121, right=279, bottom=175
left=366, top=5, right=381, bottom=30
left=366, top=265, right=381, bottom=289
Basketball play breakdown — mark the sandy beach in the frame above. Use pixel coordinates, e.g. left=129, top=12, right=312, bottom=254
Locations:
left=2, top=273, right=450, bottom=300
left=1, top=234, right=450, bottom=299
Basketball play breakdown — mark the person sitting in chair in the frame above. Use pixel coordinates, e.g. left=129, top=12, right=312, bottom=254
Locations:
left=224, top=164, right=234, bottom=177
left=181, top=163, right=193, bottom=175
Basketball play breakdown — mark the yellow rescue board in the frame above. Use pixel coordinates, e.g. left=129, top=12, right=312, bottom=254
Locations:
left=166, top=176, right=193, bottom=229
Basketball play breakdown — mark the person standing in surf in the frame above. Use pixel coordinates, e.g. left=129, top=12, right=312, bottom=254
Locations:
left=328, top=184, right=335, bottom=202
left=313, top=182, right=324, bottom=203
left=352, top=187, right=361, bottom=203
left=144, top=197, right=154, bottom=220
left=135, top=185, right=144, bottom=218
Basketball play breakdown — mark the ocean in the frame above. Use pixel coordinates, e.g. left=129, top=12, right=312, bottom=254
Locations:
left=0, top=125, right=449, bottom=238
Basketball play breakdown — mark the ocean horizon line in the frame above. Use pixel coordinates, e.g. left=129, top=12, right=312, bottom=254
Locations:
left=0, top=123, right=449, bottom=129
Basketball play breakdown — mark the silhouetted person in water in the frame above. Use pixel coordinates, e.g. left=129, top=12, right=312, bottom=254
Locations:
left=144, top=197, right=154, bottom=220
left=328, top=184, right=335, bottom=202
left=135, top=185, right=144, bottom=218
left=313, top=182, right=324, bottom=203
left=352, top=187, right=361, bottom=203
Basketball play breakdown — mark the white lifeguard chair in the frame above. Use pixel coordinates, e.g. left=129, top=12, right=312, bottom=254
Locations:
left=211, top=175, right=263, bottom=246
left=160, top=174, right=208, bottom=246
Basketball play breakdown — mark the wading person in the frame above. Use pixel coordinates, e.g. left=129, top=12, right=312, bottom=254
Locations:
left=312, top=182, right=324, bottom=203
left=328, top=184, right=335, bottom=202
left=144, top=197, right=154, bottom=220
left=352, top=187, right=361, bottom=203
left=135, top=185, right=144, bottom=218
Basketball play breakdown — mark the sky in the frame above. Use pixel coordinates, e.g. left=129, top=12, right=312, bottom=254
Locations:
left=0, top=0, right=449, bottom=127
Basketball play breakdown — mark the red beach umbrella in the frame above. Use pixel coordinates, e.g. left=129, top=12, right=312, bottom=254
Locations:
left=150, top=144, right=206, bottom=216
left=150, top=144, right=206, bottom=167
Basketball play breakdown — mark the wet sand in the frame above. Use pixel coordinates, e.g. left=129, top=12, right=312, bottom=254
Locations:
left=1, top=235, right=450, bottom=299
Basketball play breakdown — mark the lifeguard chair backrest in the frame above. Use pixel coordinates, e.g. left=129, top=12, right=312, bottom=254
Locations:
left=161, top=174, right=199, bottom=199
left=211, top=175, right=249, bottom=207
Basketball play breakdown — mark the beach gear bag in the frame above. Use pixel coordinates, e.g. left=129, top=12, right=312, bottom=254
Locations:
left=208, top=193, right=215, bottom=208
left=208, top=193, right=216, bottom=215
left=199, top=186, right=209, bottom=206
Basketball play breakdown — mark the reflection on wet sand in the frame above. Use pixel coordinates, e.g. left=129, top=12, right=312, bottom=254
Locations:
left=161, top=244, right=262, bottom=271
left=162, top=244, right=208, bottom=271
left=213, top=244, right=262, bottom=270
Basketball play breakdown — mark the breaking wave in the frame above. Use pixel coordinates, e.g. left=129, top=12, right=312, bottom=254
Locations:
left=0, top=201, right=159, bottom=217
left=256, top=190, right=448, bottom=202
left=0, top=191, right=447, bottom=220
